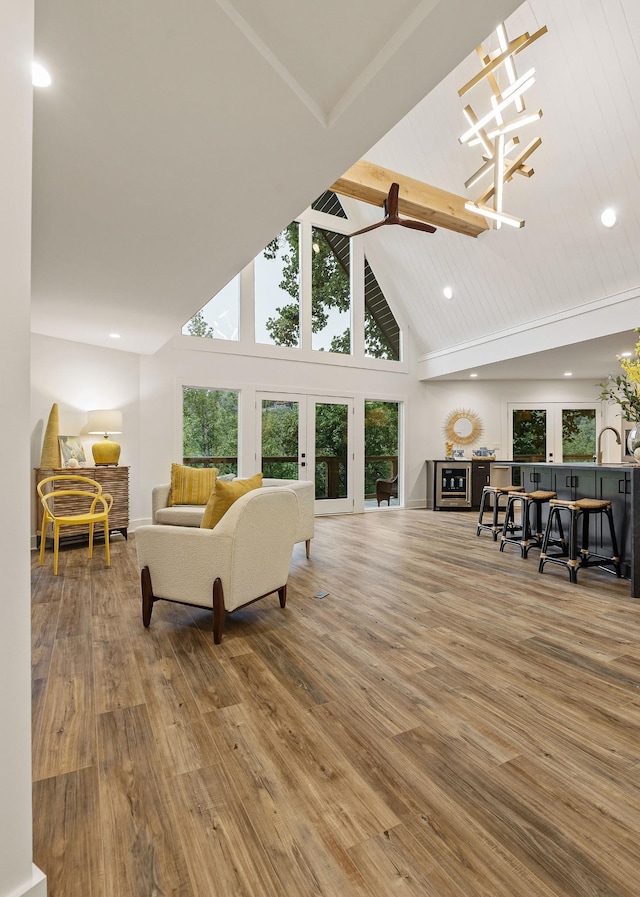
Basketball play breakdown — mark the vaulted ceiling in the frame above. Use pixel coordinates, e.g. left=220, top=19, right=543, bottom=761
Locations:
left=31, top=0, right=639, bottom=378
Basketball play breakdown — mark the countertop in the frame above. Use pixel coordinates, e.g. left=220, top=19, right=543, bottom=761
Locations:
left=505, top=461, right=639, bottom=470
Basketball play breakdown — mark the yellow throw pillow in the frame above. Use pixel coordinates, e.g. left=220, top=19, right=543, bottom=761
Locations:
left=201, top=473, right=263, bottom=529
left=168, top=463, right=218, bottom=506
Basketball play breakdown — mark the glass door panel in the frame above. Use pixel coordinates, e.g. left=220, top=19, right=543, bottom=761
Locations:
left=260, top=398, right=304, bottom=479
left=509, top=404, right=601, bottom=464
left=512, top=408, right=548, bottom=462
left=364, top=400, right=399, bottom=507
left=257, top=392, right=353, bottom=513
left=313, top=401, right=350, bottom=509
left=561, top=408, right=596, bottom=463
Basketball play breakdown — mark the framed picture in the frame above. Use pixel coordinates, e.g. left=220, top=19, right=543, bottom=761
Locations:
left=58, top=435, right=86, bottom=466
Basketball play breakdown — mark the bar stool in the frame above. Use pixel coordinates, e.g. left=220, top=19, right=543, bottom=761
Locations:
left=477, top=484, right=524, bottom=540
left=500, top=490, right=557, bottom=558
left=538, top=498, right=622, bottom=582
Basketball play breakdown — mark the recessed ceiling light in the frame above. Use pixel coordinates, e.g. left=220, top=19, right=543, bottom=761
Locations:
left=564, top=371, right=573, bottom=377
left=620, top=351, right=632, bottom=357
left=600, top=208, right=616, bottom=228
left=32, top=62, right=52, bottom=87
left=443, top=286, right=453, bottom=300
left=469, top=372, right=478, bottom=378
left=109, top=333, right=121, bottom=339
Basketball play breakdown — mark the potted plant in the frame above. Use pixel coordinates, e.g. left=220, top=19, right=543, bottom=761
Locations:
left=599, top=329, right=640, bottom=455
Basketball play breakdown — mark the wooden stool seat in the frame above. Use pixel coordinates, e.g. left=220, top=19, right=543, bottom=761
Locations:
left=500, top=490, right=558, bottom=558
left=539, top=497, right=622, bottom=582
left=477, top=484, right=524, bottom=540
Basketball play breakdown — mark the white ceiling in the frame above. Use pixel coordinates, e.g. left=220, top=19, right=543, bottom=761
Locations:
left=31, top=0, right=521, bottom=355
left=349, top=0, right=640, bottom=377
left=31, top=0, right=639, bottom=379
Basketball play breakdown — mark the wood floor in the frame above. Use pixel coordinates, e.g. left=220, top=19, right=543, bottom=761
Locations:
left=31, top=509, right=640, bottom=897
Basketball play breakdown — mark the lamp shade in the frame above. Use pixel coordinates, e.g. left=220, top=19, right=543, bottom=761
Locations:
left=87, top=409, right=123, bottom=436
left=86, top=409, right=123, bottom=465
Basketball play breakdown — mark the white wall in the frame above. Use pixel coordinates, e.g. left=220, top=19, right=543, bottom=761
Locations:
left=2, top=3, right=46, bottom=895
left=30, top=333, right=142, bottom=535
left=425, top=378, right=615, bottom=461
left=139, top=332, right=431, bottom=517
left=31, top=331, right=626, bottom=538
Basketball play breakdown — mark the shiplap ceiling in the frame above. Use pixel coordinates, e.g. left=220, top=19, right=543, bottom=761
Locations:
left=349, top=0, right=640, bottom=377
left=31, top=0, right=639, bottom=377
left=31, top=0, right=520, bottom=355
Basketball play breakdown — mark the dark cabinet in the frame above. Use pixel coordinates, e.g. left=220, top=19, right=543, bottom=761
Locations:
left=471, top=460, right=492, bottom=509
left=596, top=469, right=631, bottom=573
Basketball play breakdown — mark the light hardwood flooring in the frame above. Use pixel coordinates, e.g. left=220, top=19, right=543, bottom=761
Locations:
left=31, top=509, right=640, bottom=897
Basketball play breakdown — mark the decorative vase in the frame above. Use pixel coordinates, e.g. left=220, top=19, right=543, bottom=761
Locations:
left=40, top=402, right=60, bottom=468
left=627, top=426, right=640, bottom=456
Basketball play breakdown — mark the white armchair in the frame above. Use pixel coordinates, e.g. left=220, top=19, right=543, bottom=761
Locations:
left=152, top=477, right=314, bottom=557
left=135, top=487, right=297, bottom=643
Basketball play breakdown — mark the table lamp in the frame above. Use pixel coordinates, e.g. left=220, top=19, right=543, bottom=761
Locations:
left=87, top=410, right=123, bottom=465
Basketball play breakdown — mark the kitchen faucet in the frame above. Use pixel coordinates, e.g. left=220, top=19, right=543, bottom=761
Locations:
left=596, top=426, right=621, bottom=465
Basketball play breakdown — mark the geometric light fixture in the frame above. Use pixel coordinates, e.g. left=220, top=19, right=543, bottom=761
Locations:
left=458, top=20, right=547, bottom=229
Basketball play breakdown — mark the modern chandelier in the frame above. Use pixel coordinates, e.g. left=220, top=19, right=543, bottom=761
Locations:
left=458, top=20, right=547, bottom=229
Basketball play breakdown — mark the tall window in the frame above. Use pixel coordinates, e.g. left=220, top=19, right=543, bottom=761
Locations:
left=364, top=401, right=399, bottom=503
left=182, top=276, right=240, bottom=340
left=311, top=226, right=351, bottom=354
left=182, top=387, right=238, bottom=474
left=364, top=257, right=401, bottom=361
left=255, top=223, right=300, bottom=347
left=181, top=192, right=403, bottom=364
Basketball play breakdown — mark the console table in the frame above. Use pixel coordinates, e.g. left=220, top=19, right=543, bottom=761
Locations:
left=35, top=466, right=130, bottom=544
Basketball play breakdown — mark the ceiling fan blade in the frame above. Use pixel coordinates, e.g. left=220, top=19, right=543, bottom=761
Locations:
left=399, top=219, right=437, bottom=233
left=348, top=220, right=387, bottom=238
left=386, top=182, right=400, bottom=218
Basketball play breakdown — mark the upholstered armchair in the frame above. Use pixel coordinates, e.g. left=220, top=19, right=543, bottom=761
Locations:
left=135, top=487, right=297, bottom=643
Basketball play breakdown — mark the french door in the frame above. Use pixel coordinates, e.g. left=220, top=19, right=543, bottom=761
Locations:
left=257, top=392, right=354, bottom=513
left=508, top=403, right=601, bottom=464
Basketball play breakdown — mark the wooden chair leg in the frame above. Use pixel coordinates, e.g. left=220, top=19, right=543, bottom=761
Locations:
left=278, top=584, right=287, bottom=608
left=141, top=565, right=155, bottom=627
left=213, top=577, right=225, bottom=645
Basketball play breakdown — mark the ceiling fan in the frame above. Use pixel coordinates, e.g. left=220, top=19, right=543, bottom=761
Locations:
left=348, top=182, right=437, bottom=237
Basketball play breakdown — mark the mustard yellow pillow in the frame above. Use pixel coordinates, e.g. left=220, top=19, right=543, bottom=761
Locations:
left=168, top=463, right=218, bottom=506
left=201, top=473, right=263, bottom=529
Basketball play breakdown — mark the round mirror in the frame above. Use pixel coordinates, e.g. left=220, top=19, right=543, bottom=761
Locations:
left=443, top=409, right=483, bottom=446
left=453, top=416, right=473, bottom=439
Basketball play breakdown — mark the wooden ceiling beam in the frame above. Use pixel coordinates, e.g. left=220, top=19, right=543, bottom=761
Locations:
left=330, top=159, right=489, bottom=238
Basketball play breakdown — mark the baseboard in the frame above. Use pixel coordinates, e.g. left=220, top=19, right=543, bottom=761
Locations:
left=6, top=865, right=47, bottom=897
left=129, top=517, right=151, bottom=532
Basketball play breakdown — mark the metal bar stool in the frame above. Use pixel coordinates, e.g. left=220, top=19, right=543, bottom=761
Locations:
left=500, top=490, right=557, bottom=559
left=477, top=484, right=524, bottom=540
left=538, top=498, right=622, bottom=582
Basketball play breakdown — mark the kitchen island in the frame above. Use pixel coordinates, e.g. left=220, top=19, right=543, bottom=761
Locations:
left=508, top=462, right=640, bottom=598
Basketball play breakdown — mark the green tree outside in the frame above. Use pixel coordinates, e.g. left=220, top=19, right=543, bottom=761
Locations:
left=182, top=387, right=238, bottom=474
